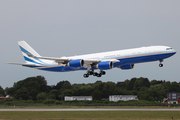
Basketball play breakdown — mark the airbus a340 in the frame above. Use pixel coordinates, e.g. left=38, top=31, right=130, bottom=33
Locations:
left=9, top=41, right=176, bottom=78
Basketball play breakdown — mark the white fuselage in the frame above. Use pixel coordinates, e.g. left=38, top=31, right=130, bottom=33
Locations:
left=65, top=46, right=174, bottom=62
left=10, top=41, right=177, bottom=75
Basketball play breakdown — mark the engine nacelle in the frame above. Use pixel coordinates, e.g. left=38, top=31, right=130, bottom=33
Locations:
left=67, top=59, right=84, bottom=67
left=96, top=61, right=113, bottom=70
left=119, top=64, right=134, bottom=70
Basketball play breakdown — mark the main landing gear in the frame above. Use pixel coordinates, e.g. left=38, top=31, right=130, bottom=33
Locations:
left=159, top=59, right=163, bottom=67
left=83, top=70, right=106, bottom=78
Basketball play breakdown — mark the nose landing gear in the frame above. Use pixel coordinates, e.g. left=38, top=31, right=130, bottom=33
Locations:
left=159, top=59, right=163, bottom=67
left=159, top=63, right=163, bottom=67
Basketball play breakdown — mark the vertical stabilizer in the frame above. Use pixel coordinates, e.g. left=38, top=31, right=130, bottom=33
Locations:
left=18, top=41, right=46, bottom=65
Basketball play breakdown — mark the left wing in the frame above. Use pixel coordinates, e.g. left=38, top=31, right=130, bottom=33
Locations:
left=26, top=53, right=101, bottom=65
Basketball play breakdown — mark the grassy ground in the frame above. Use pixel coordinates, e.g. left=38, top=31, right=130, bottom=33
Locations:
left=1, top=105, right=179, bottom=109
left=0, top=111, right=180, bottom=120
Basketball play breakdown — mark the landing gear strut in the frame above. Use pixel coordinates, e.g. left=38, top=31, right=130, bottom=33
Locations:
left=159, top=59, right=163, bottom=67
left=83, top=70, right=106, bottom=78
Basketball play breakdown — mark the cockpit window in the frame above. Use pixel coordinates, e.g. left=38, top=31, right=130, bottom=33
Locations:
left=166, top=48, right=172, bottom=50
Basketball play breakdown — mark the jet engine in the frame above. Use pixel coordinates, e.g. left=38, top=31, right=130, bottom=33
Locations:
left=119, top=64, right=134, bottom=70
left=67, top=59, right=84, bottom=67
left=96, top=61, right=113, bottom=70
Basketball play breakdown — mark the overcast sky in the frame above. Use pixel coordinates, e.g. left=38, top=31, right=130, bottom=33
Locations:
left=0, top=0, right=180, bottom=89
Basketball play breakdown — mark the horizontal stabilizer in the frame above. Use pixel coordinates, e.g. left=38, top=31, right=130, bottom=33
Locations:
left=7, top=63, right=37, bottom=66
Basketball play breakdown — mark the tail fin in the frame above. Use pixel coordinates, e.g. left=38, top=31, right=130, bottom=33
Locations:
left=18, top=41, right=46, bottom=65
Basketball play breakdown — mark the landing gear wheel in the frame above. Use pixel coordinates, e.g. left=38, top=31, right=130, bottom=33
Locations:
left=159, top=63, right=163, bottom=67
left=97, top=74, right=102, bottom=77
left=83, top=74, right=89, bottom=78
left=83, top=70, right=106, bottom=78
left=93, top=72, right=98, bottom=76
left=100, top=71, right=106, bottom=75
left=89, top=71, right=93, bottom=75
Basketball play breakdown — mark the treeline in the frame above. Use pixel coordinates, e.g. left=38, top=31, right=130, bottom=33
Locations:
left=1, top=76, right=180, bottom=102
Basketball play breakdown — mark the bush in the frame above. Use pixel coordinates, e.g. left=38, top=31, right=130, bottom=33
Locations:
left=43, top=99, right=56, bottom=104
left=36, top=92, right=46, bottom=100
left=55, top=100, right=61, bottom=105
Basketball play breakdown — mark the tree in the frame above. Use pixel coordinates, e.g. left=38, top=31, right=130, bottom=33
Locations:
left=102, top=82, right=116, bottom=98
left=56, top=81, right=72, bottom=91
left=150, top=80, right=159, bottom=85
left=138, top=87, right=154, bottom=101
left=14, top=88, right=31, bottom=100
left=170, top=82, right=180, bottom=92
left=149, top=84, right=166, bottom=102
left=117, top=82, right=126, bottom=89
left=92, top=81, right=102, bottom=90
left=5, top=87, right=15, bottom=96
left=96, top=82, right=105, bottom=92
left=11, top=76, right=48, bottom=100
left=80, top=84, right=93, bottom=96
left=91, top=90, right=102, bottom=100
left=36, top=92, right=46, bottom=100
left=72, top=83, right=93, bottom=96
left=138, top=90, right=154, bottom=101
left=151, top=80, right=164, bottom=85
left=62, top=89, right=75, bottom=100
left=5, top=75, right=180, bottom=102
left=133, top=77, right=150, bottom=91
left=115, top=87, right=130, bottom=95
left=126, top=78, right=136, bottom=91
left=47, top=89, right=59, bottom=99
left=0, top=86, right=5, bottom=96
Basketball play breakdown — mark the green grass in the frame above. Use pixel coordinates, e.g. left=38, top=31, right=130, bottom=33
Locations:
left=0, top=105, right=178, bottom=109
left=0, top=111, right=180, bottom=120
left=2, top=100, right=176, bottom=106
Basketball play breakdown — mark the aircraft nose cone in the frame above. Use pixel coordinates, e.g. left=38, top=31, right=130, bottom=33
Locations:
left=173, top=50, right=177, bottom=55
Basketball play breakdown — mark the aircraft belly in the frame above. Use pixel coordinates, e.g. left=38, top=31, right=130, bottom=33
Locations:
left=114, top=52, right=175, bottom=67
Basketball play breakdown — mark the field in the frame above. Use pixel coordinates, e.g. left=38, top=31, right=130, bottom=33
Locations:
left=1, top=104, right=179, bottom=109
left=0, top=110, right=180, bottom=120
left=0, top=105, right=180, bottom=120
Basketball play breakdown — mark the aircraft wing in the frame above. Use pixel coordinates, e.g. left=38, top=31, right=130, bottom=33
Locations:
left=27, top=55, right=101, bottom=64
left=26, top=53, right=69, bottom=63
left=26, top=53, right=119, bottom=65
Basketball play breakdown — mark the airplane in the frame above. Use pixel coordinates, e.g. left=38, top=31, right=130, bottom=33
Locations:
left=8, top=41, right=176, bottom=78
